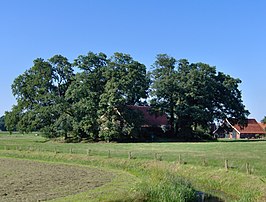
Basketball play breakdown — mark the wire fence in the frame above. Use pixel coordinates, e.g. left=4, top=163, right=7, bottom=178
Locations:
left=0, top=144, right=260, bottom=176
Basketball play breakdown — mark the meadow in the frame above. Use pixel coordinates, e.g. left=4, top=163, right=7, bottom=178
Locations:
left=0, top=132, right=265, bottom=201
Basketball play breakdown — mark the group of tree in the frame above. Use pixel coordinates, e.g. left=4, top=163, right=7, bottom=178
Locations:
left=4, top=52, right=249, bottom=141
left=150, top=54, right=249, bottom=139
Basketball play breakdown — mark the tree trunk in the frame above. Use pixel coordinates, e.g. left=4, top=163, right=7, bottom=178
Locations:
left=64, top=132, right=68, bottom=140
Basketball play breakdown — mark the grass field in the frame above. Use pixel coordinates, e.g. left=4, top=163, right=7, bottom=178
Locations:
left=0, top=158, right=116, bottom=201
left=0, top=132, right=265, bottom=201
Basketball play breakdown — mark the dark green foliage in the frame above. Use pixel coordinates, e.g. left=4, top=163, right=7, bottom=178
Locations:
left=6, top=51, right=248, bottom=141
left=150, top=54, right=179, bottom=130
left=66, top=52, right=108, bottom=140
left=6, top=55, right=74, bottom=136
left=4, top=107, right=19, bottom=133
left=150, top=54, right=249, bottom=139
left=0, top=116, right=6, bottom=131
left=6, top=52, right=149, bottom=141
left=98, top=53, right=149, bottom=141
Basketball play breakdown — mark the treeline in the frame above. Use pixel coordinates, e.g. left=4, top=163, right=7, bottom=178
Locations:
left=4, top=52, right=249, bottom=141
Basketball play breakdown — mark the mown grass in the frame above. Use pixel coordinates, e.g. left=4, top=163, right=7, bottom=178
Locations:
left=0, top=132, right=265, bottom=201
left=0, top=150, right=197, bottom=202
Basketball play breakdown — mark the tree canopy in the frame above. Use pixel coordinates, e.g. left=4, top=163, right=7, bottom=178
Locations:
left=5, top=52, right=249, bottom=141
left=6, top=52, right=150, bottom=141
left=150, top=54, right=249, bottom=139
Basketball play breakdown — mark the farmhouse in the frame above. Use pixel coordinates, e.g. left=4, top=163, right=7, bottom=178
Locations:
left=215, top=118, right=266, bottom=139
left=128, top=105, right=169, bottom=139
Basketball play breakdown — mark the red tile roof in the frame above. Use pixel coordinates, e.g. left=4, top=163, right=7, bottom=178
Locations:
left=259, top=122, right=266, bottom=131
left=128, top=105, right=168, bottom=127
left=230, top=119, right=265, bottom=134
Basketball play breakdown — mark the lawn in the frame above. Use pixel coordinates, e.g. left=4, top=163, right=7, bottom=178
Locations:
left=0, top=132, right=265, bottom=201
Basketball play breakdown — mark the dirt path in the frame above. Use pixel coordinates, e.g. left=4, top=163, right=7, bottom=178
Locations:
left=0, top=158, right=115, bottom=202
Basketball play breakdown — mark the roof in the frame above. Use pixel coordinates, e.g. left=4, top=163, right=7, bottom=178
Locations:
left=259, top=122, right=266, bottom=131
left=228, top=119, right=265, bottom=134
left=128, top=105, right=168, bottom=127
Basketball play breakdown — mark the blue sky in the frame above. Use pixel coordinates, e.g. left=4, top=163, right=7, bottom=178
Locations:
left=0, top=0, right=265, bottom=120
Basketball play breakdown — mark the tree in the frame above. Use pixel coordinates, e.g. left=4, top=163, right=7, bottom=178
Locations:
left=9, top=58, right=53, bottom=133
left=212, top=72, right=249, bottom=123
left=150, top=54, right=179, bottom=131
left=98, top=76, right=127, bottom=141
left=49, top=55, right=74, bottom=98
left=7, top=52, right=149, bottom=141
left=261, top=116, right=266, bottom=124
left=0, top=116, right=6, bottom=131
left=4, top=106, right=20, bottom=133
left=66, top=52, right=108, bottom=140
left=175, top=61, right=218, bottom=135
left=106, top=52, right=149, bottom=105
left=7, top=55, right=74, bottom=136
left=8, top=51, right=247, bottom=141
left=98, top=53, right=149, bottom=141
left=150, top=54, right=249, bottom=139
left=48, top=55, right=74, bottom=138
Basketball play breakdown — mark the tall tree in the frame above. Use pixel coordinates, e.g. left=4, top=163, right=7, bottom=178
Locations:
left=174, top=61, right=217, bottom=135
left=6, top=52, right=149, bottom=141
left=9, top=58, right=53, bottom=133
left=6, top=56, right=74, bottom=136
left=66, top=52, right=108, bottom=140
left=150, top=54, right=179, bottom=131
left=98, top=53, right=149, bottom=141
left=150, top=54, right=249, bottom=139
left=212, top=72, right=249, bottom=123
left=48, top=55, right=74, bottom=138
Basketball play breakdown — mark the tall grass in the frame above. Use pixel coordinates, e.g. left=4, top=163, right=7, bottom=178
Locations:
left=138, top=171, right=196, bottom=202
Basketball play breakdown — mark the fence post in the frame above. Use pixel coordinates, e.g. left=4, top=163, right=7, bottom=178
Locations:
left=203, top=158, right=207, bottom=166
left=154, top=153, right=158, bottom=160
left=128, top=151, right=132, bottom=159
left=87, top=149, right=91, bottom=156
left=246, top=163, right=251, bottom=175
left=178, top=154, right=182, bottom=164
left=108, top=150, right=111, bottom=158
left=70, top=148, right=73, bottom=154
left=225, top=159, right=229, bottom=172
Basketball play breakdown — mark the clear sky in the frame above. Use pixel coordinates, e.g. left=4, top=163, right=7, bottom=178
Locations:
left=0, top=0, right=265, bottom=121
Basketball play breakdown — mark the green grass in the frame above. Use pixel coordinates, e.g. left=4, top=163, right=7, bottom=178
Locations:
left=1, top=132, right=265, bottom=176
left=0, top=132, right=266, bottom=201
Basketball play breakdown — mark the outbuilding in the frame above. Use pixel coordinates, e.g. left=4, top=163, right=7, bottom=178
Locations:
left=215, top=118, right=265, bottom=139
